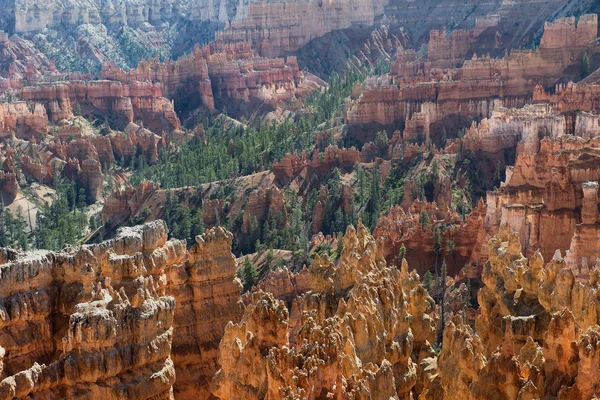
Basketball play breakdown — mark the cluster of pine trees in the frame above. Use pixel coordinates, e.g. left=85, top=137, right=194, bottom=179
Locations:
left=131, top=68, right=367, bottom=189
left=1, top=179, right=90, bottom=251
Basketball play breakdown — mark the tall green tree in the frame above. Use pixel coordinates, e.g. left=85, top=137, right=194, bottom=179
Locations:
left=241, top=256, right=259, bottom=291
left=581, top=53, right=590, bottom=80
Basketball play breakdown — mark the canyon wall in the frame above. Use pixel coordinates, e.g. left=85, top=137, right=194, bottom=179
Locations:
left=20, top=80, right=181, bottom=132
left=471, top=100, right=600, bottom=281
left=12, top=0, right=185, bottom=33
left=101, top=42, right=317, bottom=116
left=213, top=0, right=388, bottom=57
left=0, top=221, right=242, bottom=399
left=345, top=15, right=598, bottom=141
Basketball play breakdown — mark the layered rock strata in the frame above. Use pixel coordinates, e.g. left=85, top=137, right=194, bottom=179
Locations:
left=0, top=221, right=243, bottom=399
left=481, top=109, right=600, bottom=271
left=345, top=15, right=598, bottom=143
left=214, top=0, right=387, bottom=57
left=20, top=80, right=181, bottom=132
left=101, top=42, right=318, bottom=116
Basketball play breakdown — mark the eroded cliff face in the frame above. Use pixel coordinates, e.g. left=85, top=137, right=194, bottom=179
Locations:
left=214, top=0, right=388, bottom=57
left=212, top=221, right=438, bottom=399
left=101, top=42, right=318, bottom=117
left=345, top=15, right=598, bottom=141
left=0, top=221, right=242, bottom=399
left=478, top=103, right=600, bottom=274
left=421, top=225, right=600, bottom=399
left=0, top=221, right=185, bottom=398
left=20, top=80, right=181, bottom=132
left=4, top=218, right=600, bottom=399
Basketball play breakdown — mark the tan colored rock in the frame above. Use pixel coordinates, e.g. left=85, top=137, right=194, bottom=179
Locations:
left=213, top=222, right=437, bottom=399
left=345, top=14, right=598, bottom=135
left=0, top=221, right=243, bottom=399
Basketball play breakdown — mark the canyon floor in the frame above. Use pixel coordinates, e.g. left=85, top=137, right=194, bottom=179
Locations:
left=2, top=0, right=600, bottom=398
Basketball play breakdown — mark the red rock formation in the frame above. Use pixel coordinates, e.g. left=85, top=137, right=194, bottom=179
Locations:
left=310, top=185, right=328, bottom=234
left=0, top=102, right=48, bottom=140
left=169, top=226, right=244, bottom=398
left=0, top=221, right=185, bottom=399
left=20, top=80, right=181, bottom=132
left=213, top=222, right=437, bottom=398
left=101, top=180, right=161, bottom=224
left=345, top=14, right=599, bottom=138
left=483, top=128, right=600, bottom=265
left=101, top=42, right=319, bottom=117
left=0, top=221, right=243, bottom=399
left=0, top=170, right=18, bottom=204
left=461, top=104, right=566, bottom=155
left=241, top=186, right=287, bottom=234
left=374, top=198, right=486, bottom=276
left=539, top=15, right=597, bottom=49
left=64, top=158, right=104, bottom=202
left=534, top=81, right=600, bottom=115
left=272, top=145, right=360, bottom=185
left=117, top=122, right=163, bottom=164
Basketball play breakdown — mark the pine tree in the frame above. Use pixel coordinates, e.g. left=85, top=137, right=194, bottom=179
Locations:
left=178, top=206, right=192, bottom=242
left=0, top=208, right=7, bottom=247
left=191, top=209, right=204, bottom=239
left=423, top=271, right=433, bottom=294
left=433, top=226, right=443, bottom=257
left=398, top=243, right=406, bottom=262
left=581, top=53, right=590, bottom=80
left=77, top=188, right=87, bottom=209
left=419, top=210, right=431, bottom=229
left=335, top=232, right=344, bottom=259
left=437, top=260, right=448, bottom=345
left=241, top=256, right=259, bottom=290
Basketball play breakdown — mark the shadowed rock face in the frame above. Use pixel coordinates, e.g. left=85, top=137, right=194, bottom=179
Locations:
left=0, top=221, right=242, bottom=399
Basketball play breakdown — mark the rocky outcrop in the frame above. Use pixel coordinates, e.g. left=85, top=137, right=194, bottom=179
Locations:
left=480, top=105, right=600, bottom=272
left=0, top=102, right=48, bottom=140
left=64, top=157, right=104, bottom=202
left=345, top=14, right=598, bottom=140
left=0, top=221, right=185, bottom=399
left=13, top=0, right=184, bottom=33
left=374, top=197, right=486, bottom=276
left=169, top=226, right=244, bottom=398
left=539, top=15, right=598, bottom=49
left=241, top=186, right=287, bottom=234
left=20, top=80, right=181, bottom=132
left=213, top=221, right=438, bottom=398
left=0, top=170, right=17, bottom=204
left=0, top=221, right=243, bottom=399
left=461, top=103, right=566, bottom=155
left=213, top=0, right=387, bottom=57
left=101, top=180, right=161, bottom=224
left=110, top=122, right=163, bottom=164
left=535, top=81, right=600, bottom=115
left=272, top=145, right=360, bottom=185
left=101, top=42, right=319, bottom=117
left=419, top=225, right=600, bottom=399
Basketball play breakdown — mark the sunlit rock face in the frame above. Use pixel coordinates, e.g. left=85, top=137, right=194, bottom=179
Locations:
left=212, top=221, right=438, bottom=399
left=0, top=222, right=243, bottom=399
left=417, top=225, right=600, bottom=399
left=345, top=15, right=598, bottom=134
